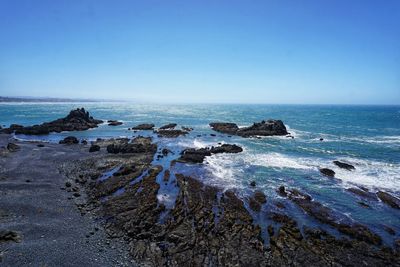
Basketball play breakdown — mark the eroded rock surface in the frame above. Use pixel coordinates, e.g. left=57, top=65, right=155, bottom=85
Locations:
left=210, top=119, right=288, bottom=137
left=1, top=108, right=102, bottom=135
left=178, top=144, right=243, bottom=163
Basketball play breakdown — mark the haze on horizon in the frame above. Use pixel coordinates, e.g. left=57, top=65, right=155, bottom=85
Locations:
left=0, top=0, right=399, bottom=105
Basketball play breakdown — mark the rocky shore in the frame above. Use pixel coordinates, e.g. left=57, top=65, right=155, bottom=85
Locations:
left=1, top=109, right=399, bottom=266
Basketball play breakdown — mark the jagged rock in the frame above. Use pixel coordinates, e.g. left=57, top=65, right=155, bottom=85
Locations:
left=131, top=123, right=154, bottom=130
left=161, top=148, right=172, bottom=156
left=0, top=230, right=22, bottom=243
left=107, top=137, right=156, bottom=154
left=59, top=136, right=79, bottom=145
left=107, top=120, right=123, bottom=126
left=7, top=143, right=20, bottom=152
left=286, top=188, right=382, bottom=245
left=377, top=191, right=400, bottom=209
left=2, top=108, right=102, bottom=135
left=159, top=123, right=177, bottom=130
left=155, top=129, right=188, bottom=138
left=347, top=187, right=377, bottom=200
left=89, top=145, right=100, bottom=152
left=319, top=168, right=335, bottom=177
left=333, top=160, right=355, bottom=170
left=178, top=144, right=243, bottom=163
left=210, top=119, right=288, bottom=137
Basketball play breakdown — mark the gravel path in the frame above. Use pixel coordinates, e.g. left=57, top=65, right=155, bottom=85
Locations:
left=0, top=134, right=135, bottom=266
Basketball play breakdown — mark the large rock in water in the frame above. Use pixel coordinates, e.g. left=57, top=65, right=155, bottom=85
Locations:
left=178, top=144, right=243, bottom=163
left=1, top=108, right=103, bottom=135
left=210, top=119, right=288, bottom=137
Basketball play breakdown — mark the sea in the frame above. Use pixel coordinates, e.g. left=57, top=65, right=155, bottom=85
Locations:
left=1, top=103, right=399, bottom=244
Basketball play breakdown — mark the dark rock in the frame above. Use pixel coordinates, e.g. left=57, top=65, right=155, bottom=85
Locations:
left=159, top=123, right=177, bottom=130
left=113, top=166, right=136, bottom=176
left=286, top=187, right=382, bottom=245
left=37, top=144, right=45, bottom=147
left=2, top=108, right=102, bottom=135
left=131, top=123, right=154, bottom=130
left=6, top=143, right=20, bottom=152
left=181, top=126, right=193, bottom=132
left=383, top=225, right=396, bottom=235
left=358, top=202, right=371, bottom=208
left=65, top=181, right=72, bottom=187
left=210, top=119, right=288, bottom=137
left=161, top=148, right=172, bottom=156
left=209, top=123, right=239, bottom=134
left=250, top=181, right=256, bottom=187
left=107, top=137, right=156, bottom=154
left=73, top=192, right=81, bottom=197
left=254, top=190, right=267, bottom=204
left=277, top=185, right=287, bottom=197
left=0, top=230, right=22, bottom=243
left=270, top=212, right=297, bottom=226
left=347, top=187, right=377, bottom=200
left=377, top=191, right=400, bottom=209
left=267, top=225, right=275, bottom=236
left=249, top=197, right=262, bottom=212
left=178, top=144, right=243, bottom=163
left=163, top=170, right=170, bottom=182
left=81, top=139, right=87, bottom=145
left=319, top=168, right=335, bottom=177
left=319, top=138, right=324, bottom=141
left=107, top=120, right=123, bottom=126
left=89, top=145, right=100, bottom=152
left=59, top=136, right=79, bottom=145
left=333, top=160, right=355, bottom=170
left=155, top=129, right=188, bottom=138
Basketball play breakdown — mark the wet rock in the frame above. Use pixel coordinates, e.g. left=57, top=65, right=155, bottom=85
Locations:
left=107, top=137, right=156, bottom=154
left=249, top=197, right=262, bottom=212
left=347, top=187, right=377, bottom=200
left=267, top=225, right=275, bottom=236
left=37, top=144, right=45, bottom=147
left=113, top=166, right=136, bottom=176
left=209, top=123, right=239, bottom=134
left=250, top=181, right=256, bottom=187
left=0, top=124, right=23, bottom=134
left=210, top=119, right=288, bottom=137
left=383, top=225, right=396, bottom=235
left=181, top=126, right=193, bottom=132
left=6, top=143, right=20, bottom=152
left=0, top=230, right=22, bottom=243
left=163, top=170, right=170, bottom=182
left=178, top=144, right=243, bottom=163
left=333, top=160, right=355, bottom=170
left=155, top=129, right=188, bottom=138
left=2, top=108, right=102, bottom=135
left=161, top=148, right=172, bottom=156
left=131, top=123, right=154, bottom=130
left=107, top=120, right=123, bottom=126
left=286, top=188, right=382, bottom=245
left=270, top=212, right=297, bottom=226
left=319, top=168, right=335, bottom=177
left=254, top=190, right=267, bottom=204
left=159, top=123, right=177, bottom=130
left=65, top=181, right=72, bottom=187
left=358, top=202, right=371, bottom=208
left=59, top=136, right=79, bottom=145
left=89, top=144, right=100, bottom=152
left=377, top=191, right=400, bottom=209
left=277, top=185, right=287, bottom=197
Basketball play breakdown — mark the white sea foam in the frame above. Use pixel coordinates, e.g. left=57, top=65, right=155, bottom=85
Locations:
left=203, top=149, right=400, bottom=192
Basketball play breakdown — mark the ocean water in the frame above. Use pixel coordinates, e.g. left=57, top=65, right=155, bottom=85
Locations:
left=1, top=103, right=399, bottom=244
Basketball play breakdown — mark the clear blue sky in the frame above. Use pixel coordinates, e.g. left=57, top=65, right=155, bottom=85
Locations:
left=0, top=0, right=399, bottom=104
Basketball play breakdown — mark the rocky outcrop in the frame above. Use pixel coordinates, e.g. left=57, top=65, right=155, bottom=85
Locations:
left=6, top=143, right=20, bottom=152
left=1, top=108, right=102, bottom=135
left=347, top=187, right=377, bottom=200
left=59, top=136, right=79, bottom=145
left=132, top=123, right=154, bottom=130
left=377, top=191, right=400, bottom=209
left=159, top=123, right=177, bottom=130
left=285, top=187, right=382, bottom=245
left=178, top=144, right=243, bottom=163
left=106, top=137, right=156, bottom=154
left=0, top=230, right=22, bottom=243
left=155, top=129, right=188, bottom=138
left=319, top=168, right=335, bottom=177
left=89, top=144, right=100, bottom=152
left=107, top=120, right=123, bottom=126
left=210, top=119, right=288, bottom=137
left=333, top=160, right=355, bottom=170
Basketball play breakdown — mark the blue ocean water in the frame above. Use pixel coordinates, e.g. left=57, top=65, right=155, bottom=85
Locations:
left=1, top=103, right=399, bottom=244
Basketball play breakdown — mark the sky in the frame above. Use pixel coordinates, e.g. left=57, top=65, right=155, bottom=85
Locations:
left=0, top=0, right=399, bottom=104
